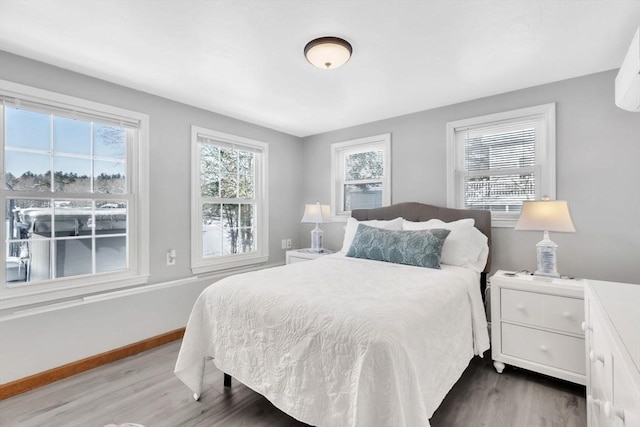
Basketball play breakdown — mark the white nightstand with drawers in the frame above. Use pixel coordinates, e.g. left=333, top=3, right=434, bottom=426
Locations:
left=490, top=270, right=586, bottom=385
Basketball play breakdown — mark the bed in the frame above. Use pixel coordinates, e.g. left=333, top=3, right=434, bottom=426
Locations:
left=175, top=202, right=492, bottom=426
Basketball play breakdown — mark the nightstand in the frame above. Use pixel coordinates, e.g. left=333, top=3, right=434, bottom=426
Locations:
left=490, top=270, right=586, bottom=385
left=285, top=248, right=335, bottom=264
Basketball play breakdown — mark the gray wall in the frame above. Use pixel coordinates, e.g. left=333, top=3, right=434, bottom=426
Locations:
left=2, top=52, right=638, bottom=384
left=301, top=70, right=640, bottom=285
left=0, top=51, right=303, bottom=383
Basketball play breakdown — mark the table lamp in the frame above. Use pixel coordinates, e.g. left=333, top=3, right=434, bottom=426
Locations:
left=301, top=202, right=331, bottom=253
left=514, top=198, right=576, bottom=278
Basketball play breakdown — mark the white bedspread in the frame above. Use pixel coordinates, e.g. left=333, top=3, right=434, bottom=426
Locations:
left=175, top=255, right=489, bottom=427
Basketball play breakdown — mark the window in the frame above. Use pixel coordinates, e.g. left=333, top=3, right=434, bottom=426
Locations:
left=191, top=126, right=268, bottom=274
left=1, top=80, right=149, bottom=309
left=331, top=133, right=391, bottom=220
left=446, top=103, right=556, bottom=227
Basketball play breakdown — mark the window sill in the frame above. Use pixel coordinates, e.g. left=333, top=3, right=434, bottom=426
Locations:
left=490, top=215, right=519, bottom=228
left=332, top=214, right=349, bottom=223
left=0, top=273, right=150, bottom=311
left=191, top=254, right=269, bottom=276
left=1, top=276, right=198, bottom=321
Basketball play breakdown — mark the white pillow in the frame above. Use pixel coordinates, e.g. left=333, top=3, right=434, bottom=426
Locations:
left=340, top=217, right=404, bottom=253
left=402, top=218, right=488, bottom=272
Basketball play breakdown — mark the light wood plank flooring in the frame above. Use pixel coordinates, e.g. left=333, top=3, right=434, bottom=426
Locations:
left=0, top=340, right=586, bottom=427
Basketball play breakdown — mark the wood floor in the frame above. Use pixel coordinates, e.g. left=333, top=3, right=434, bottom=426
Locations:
left=0, top=340, right=586, bottom=427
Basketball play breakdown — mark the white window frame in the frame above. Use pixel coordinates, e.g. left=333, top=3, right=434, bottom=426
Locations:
left=191, top=126, right=269, bottom=274
left=446, top=103, right=556, bottom=228
left=331, top=133, right=391, bottom=222
left=0, top=80, right=149, bottom=310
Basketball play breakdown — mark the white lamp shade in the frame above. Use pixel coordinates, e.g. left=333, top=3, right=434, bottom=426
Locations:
left=304, top=37, right=352, bottom=69
left=301, top=203, right=331, bottom=223
left=515, top=200, right=576, bottom=232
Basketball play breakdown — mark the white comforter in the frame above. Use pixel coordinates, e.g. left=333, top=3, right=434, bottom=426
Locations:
left=175, top=255, right=489, bottom=427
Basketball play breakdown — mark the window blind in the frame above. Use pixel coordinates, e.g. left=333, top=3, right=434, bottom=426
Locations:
left=1, top=98, right=140, bottom=129
left=197, top=134, right=263, bottom=154
left=457, top=120, right=539, bottom=212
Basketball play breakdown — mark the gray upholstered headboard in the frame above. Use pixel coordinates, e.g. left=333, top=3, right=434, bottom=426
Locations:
left=351, top=202, right=492, bottom=274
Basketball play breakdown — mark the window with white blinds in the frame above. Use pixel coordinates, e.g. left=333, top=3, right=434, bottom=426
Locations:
left=331, top=134, right=391, bottom=220
left=447, top=104, right=556, bottom=227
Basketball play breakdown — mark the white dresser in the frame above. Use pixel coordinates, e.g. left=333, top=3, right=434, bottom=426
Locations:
left=584, top=280, right=640, bottom=427
left=491, top=271, right=586, bottom=385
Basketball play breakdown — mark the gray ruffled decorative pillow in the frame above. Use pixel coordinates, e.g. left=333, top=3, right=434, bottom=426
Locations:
left=346, top=224, right=451, bottom=269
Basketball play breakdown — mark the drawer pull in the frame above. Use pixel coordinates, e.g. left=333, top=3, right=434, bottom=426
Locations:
left=539, top=344, right=549, bottom=352
left=562, top=311, right=571, bottom=318
left=604, top=401, right=625, bottom=421
left=516, top=303, right=525, bottom=311
left=581, top=321, right=593, bottom=332
left=589, top=350, right=604, bottom=364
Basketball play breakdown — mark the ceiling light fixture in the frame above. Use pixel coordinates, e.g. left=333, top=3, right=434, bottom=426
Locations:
left=304, top=37, right=352, bottom=69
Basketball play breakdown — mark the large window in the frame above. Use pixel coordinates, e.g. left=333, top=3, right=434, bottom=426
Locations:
left=191, top=126, right=268, bottom=274
left=1, top=80, right=149, bottom=309
left=446, top=104, right=555, bottom=227
left=331, top=133, right=391, bottom=220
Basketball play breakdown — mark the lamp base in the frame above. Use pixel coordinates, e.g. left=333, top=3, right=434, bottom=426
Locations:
left=310, top=225, right=324, bottom=253
left=534, top=231, right=560, bottom=278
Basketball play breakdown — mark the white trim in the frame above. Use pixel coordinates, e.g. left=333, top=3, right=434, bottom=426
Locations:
left=137, top=113, right=150, bottom=279
left=0, top=79, right=150, bottom=306
left=446, top=103, right=555, bottom=132
left=330, top=133, right=391, bottom=222
left=190, top=126, right=269, bottom=274
left=196, top=260, right=283, bottom=282
left=0, top=274, right=150, bottom=310
left=0, top=80, right=142, bottom=126
left=446, top=104, right=556, bottom=228
left=191, top=254, right=270, bottom=275
left=1, top=259, right=285, bottom=321
left=1, top=276, right=195, bottom=321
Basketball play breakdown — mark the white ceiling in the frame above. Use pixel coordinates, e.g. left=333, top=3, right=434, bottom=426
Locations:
left=0, top=1, right=638, bottom=137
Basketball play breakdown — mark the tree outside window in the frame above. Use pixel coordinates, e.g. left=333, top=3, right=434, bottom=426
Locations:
left=1, top=80, right=149, bottom=309
left=4, top=106, right=131, bottom=285
left=200, top=145, right=255, bottom=256
left=191, top=126, right=268, bottom=274
left=331, top=134, right=391, bottom=220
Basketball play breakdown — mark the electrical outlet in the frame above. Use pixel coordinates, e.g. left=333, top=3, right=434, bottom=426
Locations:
left=286, top=239, right=292, bottom=249
left=281, top=239, right=287, bottom=250
left=166, top=249, right=176, bottom=266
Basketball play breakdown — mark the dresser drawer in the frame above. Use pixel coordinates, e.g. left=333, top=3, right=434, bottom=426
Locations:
left=501, top=288, right=584, bottom=334
left=501, top=323, right=586, bottom=375
left=587, top=302, right=613, bottom=402
left=585, top=281, right=640, bottom=427
left=612, top=357, right=640, bottom=427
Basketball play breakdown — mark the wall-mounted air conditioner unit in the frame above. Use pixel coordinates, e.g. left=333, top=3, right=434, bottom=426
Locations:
left=615, top=27, right=640, bottom=112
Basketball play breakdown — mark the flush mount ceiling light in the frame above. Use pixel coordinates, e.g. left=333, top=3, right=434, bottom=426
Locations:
left=304, top=37, right=352, bottom=69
